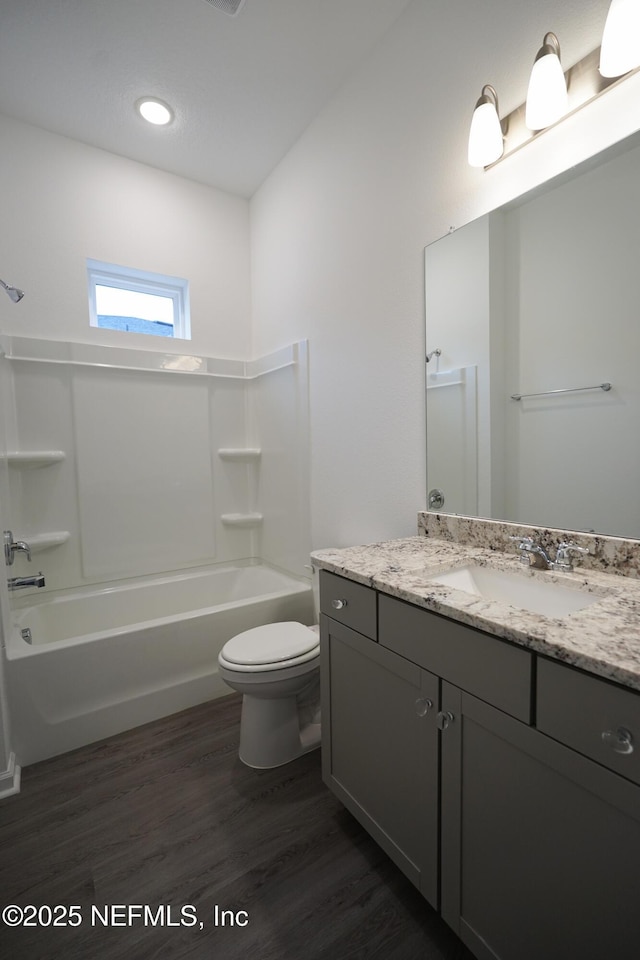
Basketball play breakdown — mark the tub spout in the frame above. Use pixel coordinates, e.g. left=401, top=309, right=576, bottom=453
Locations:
left=8, top=573, right=45, bottom=591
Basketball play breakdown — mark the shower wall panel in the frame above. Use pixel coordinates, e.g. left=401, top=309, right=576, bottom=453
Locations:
left=73, top=369, right=216, bottom=579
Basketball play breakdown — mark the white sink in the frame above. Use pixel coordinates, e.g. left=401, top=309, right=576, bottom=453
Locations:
left=426, top=564, right=600, bottom=618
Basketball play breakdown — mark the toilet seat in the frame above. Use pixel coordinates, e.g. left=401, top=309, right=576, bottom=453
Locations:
left=218, top=647, right=319, bottom=673
left=219, top=621, right=319, bottom=673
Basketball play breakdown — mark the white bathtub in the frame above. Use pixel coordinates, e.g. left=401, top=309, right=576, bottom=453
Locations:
left=5, top=562, right=315, bottom=766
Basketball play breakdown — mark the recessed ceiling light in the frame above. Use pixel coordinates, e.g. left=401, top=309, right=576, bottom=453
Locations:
left=136, top=97, right=174, bottom=126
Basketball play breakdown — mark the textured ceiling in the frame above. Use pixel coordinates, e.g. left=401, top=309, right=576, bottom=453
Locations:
left=0, top=0, right=413, bottom=197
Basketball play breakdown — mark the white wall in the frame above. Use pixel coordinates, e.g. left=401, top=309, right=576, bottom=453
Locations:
left=250, top=0, right=640, bottom=551
left=0, top=113, right=251, bottom=359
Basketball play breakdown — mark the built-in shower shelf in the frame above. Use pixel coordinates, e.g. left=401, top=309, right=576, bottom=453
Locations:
left=218, top=448, right=262, bottom=462
left=4, top=450, right=66, bottom=468
left=26, top=532, right=70, bottom=552
left=221, top=513, right=264, bottom=528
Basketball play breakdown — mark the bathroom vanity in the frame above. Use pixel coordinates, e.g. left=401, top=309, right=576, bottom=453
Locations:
left=314, top=527, right=640, bottom=960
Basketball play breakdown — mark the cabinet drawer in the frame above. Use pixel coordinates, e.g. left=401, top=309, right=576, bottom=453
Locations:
left=379, top=594, right=532, bottom=722
left=537, top=658, right=640, bottom=786
left=319, top=570, right=377, bottom=639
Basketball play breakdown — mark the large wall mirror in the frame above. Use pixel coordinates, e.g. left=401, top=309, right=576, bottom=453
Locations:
left=425, top=129, right=640, bottom=540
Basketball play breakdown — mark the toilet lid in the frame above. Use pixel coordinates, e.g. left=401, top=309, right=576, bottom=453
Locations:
left=221, top=621, right=318, bottom=666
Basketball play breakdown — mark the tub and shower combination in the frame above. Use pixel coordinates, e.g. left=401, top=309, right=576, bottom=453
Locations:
left=6, top=561, right=314, bottom=765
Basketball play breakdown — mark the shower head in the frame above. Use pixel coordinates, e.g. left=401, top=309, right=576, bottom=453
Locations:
left=0, top=278, right=24, bottom=303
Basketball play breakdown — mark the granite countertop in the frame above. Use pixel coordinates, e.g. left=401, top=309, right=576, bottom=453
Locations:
left=311, top=536, right=640, bottom=693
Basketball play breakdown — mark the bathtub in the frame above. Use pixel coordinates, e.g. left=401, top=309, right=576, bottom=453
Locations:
left=5, top=562, right=315, bottom=766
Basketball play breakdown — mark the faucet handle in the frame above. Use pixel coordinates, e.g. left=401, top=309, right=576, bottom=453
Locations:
left=509, top=535, right=552, bottom=569
left=552, top=541, right=589, bottom=571
left=509, top=535, right=535, bottom=563
left=3, top=530, right=32, bottom=565
left=557, top=540, right=589, bottom=558
left=509, top=535, right=534, bottom=547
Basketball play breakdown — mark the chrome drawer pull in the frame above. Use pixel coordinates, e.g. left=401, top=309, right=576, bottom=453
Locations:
left=601, top=727, right=634, bottom=755
left=331, top=598, right=348, bottom=610
left=437, top=710, right=455, bottom=731
left=415, top=698, right=433, bottom=717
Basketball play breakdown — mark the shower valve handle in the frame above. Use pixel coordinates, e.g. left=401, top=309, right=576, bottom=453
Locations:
left=4, top=530, right=32, bottom=566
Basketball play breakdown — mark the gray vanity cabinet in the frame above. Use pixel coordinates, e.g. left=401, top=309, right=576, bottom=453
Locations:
left=440, top=682, right=640, bottom=960
left=320, top=568, right=640, bottom=960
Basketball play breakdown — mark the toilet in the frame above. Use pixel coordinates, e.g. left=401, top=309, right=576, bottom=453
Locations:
left=218, top=620, right=321, bottom=769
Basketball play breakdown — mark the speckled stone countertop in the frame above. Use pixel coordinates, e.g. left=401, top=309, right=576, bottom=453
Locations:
left=311, top=535, right=640, bottom=694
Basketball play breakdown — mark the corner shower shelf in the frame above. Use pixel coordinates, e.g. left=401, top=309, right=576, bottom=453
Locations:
left=4, top=450, right=66, bottom=469
left=217, top=448, right=262, bottom=462
left=25, top=532, right=70, bottom=553
left=221, top=513, right=264, bottom=528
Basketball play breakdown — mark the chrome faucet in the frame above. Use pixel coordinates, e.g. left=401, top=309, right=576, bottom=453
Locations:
left=509, top=536, right=552, bottom=569
left=4, top=530, right=31, bottom=566
left=510, top=535, right=589, bottom=572
left=7, top=572, right=45, bottom=591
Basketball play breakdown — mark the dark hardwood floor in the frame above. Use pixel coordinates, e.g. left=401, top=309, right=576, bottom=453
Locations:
left=0, top=694, right=473, bottom=960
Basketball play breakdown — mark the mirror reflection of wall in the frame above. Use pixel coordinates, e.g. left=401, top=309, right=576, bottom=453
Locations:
left=425, top=133, right=640, bottom=540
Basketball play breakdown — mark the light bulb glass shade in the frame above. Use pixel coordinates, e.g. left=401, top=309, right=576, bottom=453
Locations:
left=600, top=0, right=640, bottom=76
left=468, top=90, right=503, bottom=167
left=136, top=98, right=174, bottom=125
left=525, top=42, right=569, bottom=130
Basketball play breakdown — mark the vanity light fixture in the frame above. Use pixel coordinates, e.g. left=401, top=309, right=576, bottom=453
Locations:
left=600, top=0, right=640, bottom=77
left=467, top=85, right=504, bottom=167
left=468, top=8, right=640, bottom=169
left=136, top=97, right=174, bottom=126
left=525, top=33, right=569, bottom=130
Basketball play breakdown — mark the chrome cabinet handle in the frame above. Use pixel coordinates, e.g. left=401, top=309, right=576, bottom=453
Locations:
left=602, top=727, right=634, bottom=755
left=415, top=698, right=433, bottom=717
left=331, top=598, right=347, bottom=610
left=437, top=710, right=455, bottom=730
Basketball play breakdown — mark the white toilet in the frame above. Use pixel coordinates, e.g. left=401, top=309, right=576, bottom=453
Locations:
left=218, top=620, right=321, bottom=769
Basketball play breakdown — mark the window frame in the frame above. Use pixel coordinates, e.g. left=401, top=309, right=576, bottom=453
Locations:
left=86, top=259, right=191, bottom=340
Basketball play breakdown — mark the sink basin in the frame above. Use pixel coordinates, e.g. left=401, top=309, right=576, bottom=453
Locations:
left=426, top=564, right=600, bottom=618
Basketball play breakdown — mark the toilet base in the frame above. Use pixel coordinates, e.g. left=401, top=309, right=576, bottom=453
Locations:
left=238, top=693, right=321, bottom=769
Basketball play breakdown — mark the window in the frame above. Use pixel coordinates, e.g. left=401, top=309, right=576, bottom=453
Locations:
left=87, top=259, right=191, bottom=340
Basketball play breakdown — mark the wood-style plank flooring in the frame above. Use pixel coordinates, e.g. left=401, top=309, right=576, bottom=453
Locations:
left=0, top=694, right=474, bottom=960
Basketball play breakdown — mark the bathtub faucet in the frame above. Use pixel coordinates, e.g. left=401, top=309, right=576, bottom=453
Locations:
left=4, top=530, right=32, bottom=565
left=7, top=573, right=45, bottom=591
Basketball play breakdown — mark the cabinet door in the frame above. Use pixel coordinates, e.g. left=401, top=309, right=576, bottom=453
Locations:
left=321, top=614, right=439, bottom=906
left=440, top=683, right=640, bottom=960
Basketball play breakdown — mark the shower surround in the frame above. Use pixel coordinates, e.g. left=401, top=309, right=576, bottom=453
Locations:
left=0, top=336, right=311, bottom=764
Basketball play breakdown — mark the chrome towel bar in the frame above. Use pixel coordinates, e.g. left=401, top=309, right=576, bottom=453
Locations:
left=511, top=382, right=612, bottom=401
